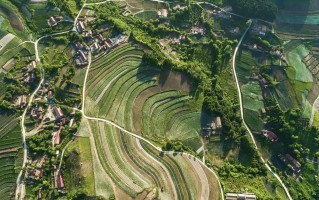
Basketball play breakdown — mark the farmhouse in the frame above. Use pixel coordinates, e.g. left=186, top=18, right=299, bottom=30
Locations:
left=28, top=61, right=37, bottom=71
left=23, top=75, right=30, bottom=84
left=74, top=41, right=84, bottom=50
left=53, top=106, right=64, bottom=119
left=103, top=40, right=111, bottom=49
left=262, top=130, right=278, bottom=142
left=20, top=95, right=27, bottom=108
left=48, top=16, right=57, bottom=26
left=57, top=172, right=64, bottom=189
left=91, top=42, right=100, bottom=52
left=34, top=169, right=44, bottom=178
left=259, top=25, right=267, bottom=36
left=76, top=50, right=89, bottom=66
left=54, top=130, right=61, bottom=146
left=158, top=9, right=168, bottom=19
left=76, top=21, right=86, bottom=32
left=78, top=50, right=88, bottom=62
left=191, top=26, right=205, bottom=35
left=226, top=193, right=257, bottom=200
left=47, top=90, right=53, bottom=99
left=278, top=154, right=301, bottom=173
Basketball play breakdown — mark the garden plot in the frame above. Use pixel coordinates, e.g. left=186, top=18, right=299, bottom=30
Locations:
left=241, top=82, right=264, bottom=131
left=241, top=81, right=264, bottom=112
left=134, top=11, right=158, bottom=20
left=0, top=33, right=15, bottom=50
left=286, top=44, right=313, bottom=82
left=236, top=49, right=259, bottom=84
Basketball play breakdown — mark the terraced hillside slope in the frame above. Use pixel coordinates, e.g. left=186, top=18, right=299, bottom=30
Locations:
left=85, top=43, right=206, bottom=151
left=0, top=110, right=23, bottom=199
left=87, top=120, right=219, bottom=199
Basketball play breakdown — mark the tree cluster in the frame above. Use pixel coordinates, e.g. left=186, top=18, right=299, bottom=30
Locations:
left=227, top=0, right=278, bottom=21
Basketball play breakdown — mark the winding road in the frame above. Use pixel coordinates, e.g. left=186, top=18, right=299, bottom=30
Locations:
left=12, top=1, right=286, bottom=199
left=232, top=23, right=292, bottom=200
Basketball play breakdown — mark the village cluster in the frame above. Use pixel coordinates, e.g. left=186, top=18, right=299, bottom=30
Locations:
left=21, top=65, right=78, bottom=197
left=74, top=17, right=128, bottom=66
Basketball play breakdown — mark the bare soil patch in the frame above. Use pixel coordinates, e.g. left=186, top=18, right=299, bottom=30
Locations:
left=157, top=71, right=195, bottom=92
left=0, top=147, right=18, bottom=154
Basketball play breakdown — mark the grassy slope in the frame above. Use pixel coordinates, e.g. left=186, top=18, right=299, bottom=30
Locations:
left=64, top=137, right=95, bottom=196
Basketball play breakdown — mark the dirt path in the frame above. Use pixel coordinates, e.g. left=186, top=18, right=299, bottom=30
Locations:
left=0, top=147, right=18, bottom=154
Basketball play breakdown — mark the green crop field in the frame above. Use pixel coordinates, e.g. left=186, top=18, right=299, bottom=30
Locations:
left=0, top=43, right=35, bottom=68
left=0, top=73, right=7, bottom=97
left=241, top=81, right=264, bottom=112
left=244, top=109, right=264, bottom=132
left=85, top=43, right=204, bottom=151
left=0, top=112, right=22, bottom=200
left=236, top=49, right=259, bottom=84
left=285, top=44, right=313, bottom=82
left=135, top=11, right=158, bottom=20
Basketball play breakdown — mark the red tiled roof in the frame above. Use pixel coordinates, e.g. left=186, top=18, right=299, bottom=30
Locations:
left=57, top=173, right=64, bottom=188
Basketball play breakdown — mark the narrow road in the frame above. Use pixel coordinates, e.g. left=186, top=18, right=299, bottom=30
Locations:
left=232, top=23, right=292, bottom=200
left=15, top=67, right=45, bottom=200
left=57, top=139, right=73, bottom=172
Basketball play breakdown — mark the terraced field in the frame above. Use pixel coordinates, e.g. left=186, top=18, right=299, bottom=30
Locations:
left=0, top=112, right=22, bottom=199
left=85, top=43, right=203, bottom=150
left=88, top=119, right=219, bottom=199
